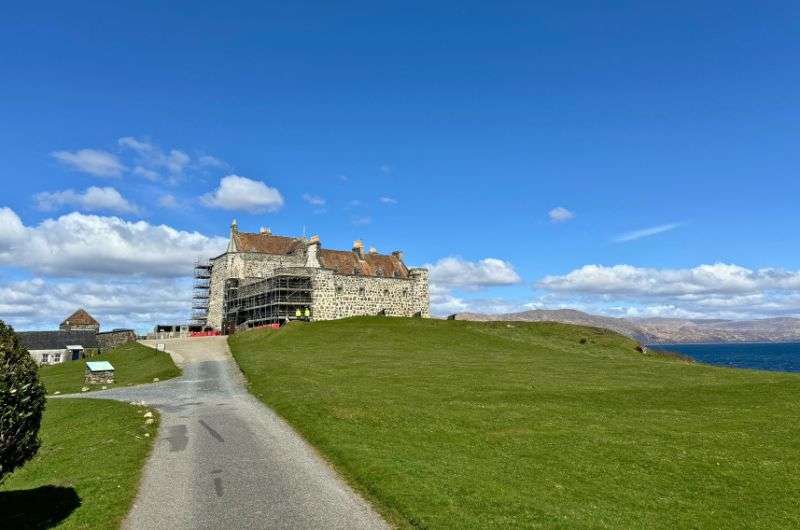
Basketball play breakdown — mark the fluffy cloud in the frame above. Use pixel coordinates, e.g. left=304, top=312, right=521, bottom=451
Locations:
left=0, top=207, right=227, bottom=277
left=548, top=206, right=574, bottom=223
left=35, top=186, right=139, bottom=214
left=379, top=196, right=398, bottom=204
left=201, top=175, right=284, bottom=213
left=0, top=277, right=192, bottom=332
left=302, top=193, right=326, bottom=206
left=425, top=257, right=523, bottom=315
left=614, top=222, right=682, bottom=243
left=427, top=257, right=522, bottom=290
left=539, top=263, right=800, bottom=296
left=51, top=149, right=125, bottom=177
left=537, top=263, right=800, bottom=319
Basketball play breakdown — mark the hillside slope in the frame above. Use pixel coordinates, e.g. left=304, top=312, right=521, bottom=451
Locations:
left=229, top=317, right=800, bottom=529
left=453, top=309, right=800, bottom=343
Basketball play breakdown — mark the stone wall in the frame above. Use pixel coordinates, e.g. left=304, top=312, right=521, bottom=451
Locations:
left=310, top=267, right=429, bottom=320
left=85, top=369, right=114, bottom=385
left=96, top=329, right=137, bottom=353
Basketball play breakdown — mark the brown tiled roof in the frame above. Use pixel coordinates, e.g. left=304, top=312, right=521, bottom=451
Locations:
left=61, top=309, right=99, bottom=326
left=233, top=232, right=303, bottom=254
left=318, top=249, right=409, bottom=279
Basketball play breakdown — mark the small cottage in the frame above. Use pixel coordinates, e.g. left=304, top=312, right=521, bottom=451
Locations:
left=17, top=330, right=99, bottom=365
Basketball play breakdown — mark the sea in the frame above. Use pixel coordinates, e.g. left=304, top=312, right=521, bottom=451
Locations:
left=651, top=342, right=800, bottom=373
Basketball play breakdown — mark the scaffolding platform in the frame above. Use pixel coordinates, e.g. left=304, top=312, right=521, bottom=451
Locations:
left=223, top=268, right=313, bottom=332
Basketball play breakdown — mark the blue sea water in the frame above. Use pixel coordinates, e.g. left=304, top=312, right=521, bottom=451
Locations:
left=652, top=342, right=800, bottom=373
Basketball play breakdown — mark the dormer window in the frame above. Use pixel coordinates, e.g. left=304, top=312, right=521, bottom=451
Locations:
left=376, top=268, right=384, bottom=277
left=353, top=267, right=360, bottom=275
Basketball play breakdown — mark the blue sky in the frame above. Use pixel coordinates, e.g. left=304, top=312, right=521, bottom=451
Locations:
left=2, top=2, right=800, bottom=330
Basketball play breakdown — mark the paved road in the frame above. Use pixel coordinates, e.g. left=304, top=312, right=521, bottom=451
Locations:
left=69, top=337, right=388, bottom=530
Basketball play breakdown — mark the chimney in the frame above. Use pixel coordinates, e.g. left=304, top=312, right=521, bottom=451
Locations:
left=305, top=235, right=321, bottom=267
left=392, top=250, right=404, bottom=262
left=369, top=246, right=378, bottom=255
left=352, top=239, right=365, bottom=259
left=259, top=227, right=271, bottom=235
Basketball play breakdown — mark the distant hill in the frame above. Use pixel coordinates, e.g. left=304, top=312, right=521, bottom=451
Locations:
left=450, top=310, right=800, bottom=343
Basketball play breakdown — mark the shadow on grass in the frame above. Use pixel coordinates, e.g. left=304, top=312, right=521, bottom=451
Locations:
left=0, top=485, right=81, bottom=529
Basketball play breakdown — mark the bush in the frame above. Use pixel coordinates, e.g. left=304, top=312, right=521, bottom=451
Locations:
left=0, top=320, right=46, bottom=484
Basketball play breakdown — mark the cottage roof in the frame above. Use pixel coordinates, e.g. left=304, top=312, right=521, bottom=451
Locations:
left=17, top=331, right=99, bottom=351
left=61, top=309, right=99, bottom=327
left=318, top=249, right=409, bottom=278
left=233, top=232, right=303, bottom=254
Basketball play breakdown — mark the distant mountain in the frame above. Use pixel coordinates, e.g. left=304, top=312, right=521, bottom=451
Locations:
left=450, top=310, right=800, bottom=344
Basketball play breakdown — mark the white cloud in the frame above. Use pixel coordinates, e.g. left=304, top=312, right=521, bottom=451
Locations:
left=197, top=155, right=228, bottom=169
left=201, top=175, right=284, bottom=213
left=614, top=222, right=682, bottom=243
left=0, top=207, right=227, bottom=277
left=0, top=277, right=192, bottom=332
left=379, top=196, right=398, bottom=204
left=536, top=262, right=800, bottom=319
left=51, top=149, right=125, bottom=177
left=35, top=186, right=139, bottom=214
left=427, top=257, right=522, bottom=290
left=538, top=263, right=800, bottom=296
left=548, top=206, right=574, bottom=223
left=302, top=193, right=326, bottom=206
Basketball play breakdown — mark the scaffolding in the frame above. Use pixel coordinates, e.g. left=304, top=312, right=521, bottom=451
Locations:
left=191, top=259, right=212, bottom=326
left=222, top=268, right=313, bottom=331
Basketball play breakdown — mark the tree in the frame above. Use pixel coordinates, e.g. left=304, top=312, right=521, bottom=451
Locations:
left=0, top=320, right=46, bottom=484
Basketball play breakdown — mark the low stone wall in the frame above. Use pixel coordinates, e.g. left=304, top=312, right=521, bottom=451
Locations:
left=84, top=370, right=114, bottom=385
left=96, top=329, right=136, bottom=353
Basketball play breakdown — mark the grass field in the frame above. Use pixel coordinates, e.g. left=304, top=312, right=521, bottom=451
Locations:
left=0, top=399, right=158, bottom=529
left=229, top=317, right=800, bottom=529
left=39, top=341, right=181, bottom=395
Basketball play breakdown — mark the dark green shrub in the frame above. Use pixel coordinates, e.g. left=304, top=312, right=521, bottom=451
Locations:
left=0, top=320, right=46, bottom=484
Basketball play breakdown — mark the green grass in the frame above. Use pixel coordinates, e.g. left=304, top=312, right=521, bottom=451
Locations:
left=0, top=399, right=159, bottom=529
left=229, top=317, right=800, bottom=529
left=39, top=341, right=181, bottom=395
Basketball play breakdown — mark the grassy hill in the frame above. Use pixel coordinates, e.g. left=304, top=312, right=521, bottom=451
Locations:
left=0, top=399, right=159, bottom=529
left=39, top=341, right=181, bottom=395
left=229, top=317, right=800, bottom=529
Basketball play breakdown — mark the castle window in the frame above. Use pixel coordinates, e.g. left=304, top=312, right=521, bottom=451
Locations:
left=383, top=288, right=390, bottom=296
left=403, top=289, right=408, bottom=296
left=359, top=286, right=366, bottom=297
left=376, top=267, right=384, bottom=277
left=336, top=285, right=343, bottom=294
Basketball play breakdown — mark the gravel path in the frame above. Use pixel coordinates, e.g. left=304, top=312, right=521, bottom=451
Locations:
left=67, top=337, right=388, bottom=530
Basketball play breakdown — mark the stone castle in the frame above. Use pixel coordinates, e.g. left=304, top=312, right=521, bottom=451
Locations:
left=196, top=221, right=429, bottom=331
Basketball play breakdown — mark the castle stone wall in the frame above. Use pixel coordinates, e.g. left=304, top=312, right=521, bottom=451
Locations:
left=310, top=268, right=429, bottom=320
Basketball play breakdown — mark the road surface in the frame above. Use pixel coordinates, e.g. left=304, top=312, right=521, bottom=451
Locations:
left=70, top=337, right=388, bottom=530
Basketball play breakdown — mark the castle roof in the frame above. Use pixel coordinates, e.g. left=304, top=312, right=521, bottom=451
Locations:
left=61, top=309, right=99, bottom=327
left=231, top=230, right=409, bottom=278
left=233, top=232, right=303, bottom=254
left=318, top=249, right=409, bottom=278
